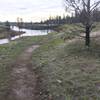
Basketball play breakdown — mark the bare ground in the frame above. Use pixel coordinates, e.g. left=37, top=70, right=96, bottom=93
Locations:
left=80, top=30, right=100, bottom=38
left=5, top=30, right=100, bottom=100
left=7, top=45, right=39, bottom=100
left=66, top=30, right=100, bottom=44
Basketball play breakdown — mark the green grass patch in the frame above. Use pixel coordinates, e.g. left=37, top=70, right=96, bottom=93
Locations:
left=0, top=36, right=46, bottom=99
left=0, top=23, right=100, bottom=100
left=32, top=37, right=100, bottom=100
left=92, top=22, right=100, bottom=32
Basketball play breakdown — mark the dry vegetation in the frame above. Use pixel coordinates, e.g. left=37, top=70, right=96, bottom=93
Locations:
left=0, top=23, right=100, bottom=100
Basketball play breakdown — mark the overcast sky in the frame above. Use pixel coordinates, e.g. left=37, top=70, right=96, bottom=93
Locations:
left=0, top=0, right=68, bottom=22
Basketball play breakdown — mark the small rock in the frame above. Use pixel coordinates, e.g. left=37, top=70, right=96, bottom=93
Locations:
left=56, top=79, right=62, bottom=84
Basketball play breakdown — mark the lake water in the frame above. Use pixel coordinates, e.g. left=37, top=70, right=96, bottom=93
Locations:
left=0, top=26, right=50, bottom=45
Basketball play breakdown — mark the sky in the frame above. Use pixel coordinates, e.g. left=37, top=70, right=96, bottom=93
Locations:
left=0, top=0, right=68, bottom=22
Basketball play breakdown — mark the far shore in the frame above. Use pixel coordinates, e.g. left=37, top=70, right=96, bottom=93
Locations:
left=0, top=28, right=25, bottom=39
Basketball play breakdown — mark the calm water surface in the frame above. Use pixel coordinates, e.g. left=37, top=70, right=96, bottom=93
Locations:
left=0, top=26, right=50, bottom=45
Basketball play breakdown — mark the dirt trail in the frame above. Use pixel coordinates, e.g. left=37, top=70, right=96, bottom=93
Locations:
left=8, top=45, right=39, bottom=100
left=67, top=31, right=100, bottom=44
left=80, top=30, right=100, bottom=38
left=6, top=30, right=100, bottom=100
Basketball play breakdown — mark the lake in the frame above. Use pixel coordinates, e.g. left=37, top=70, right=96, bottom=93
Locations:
left=0, top=26, right=51, bottom=45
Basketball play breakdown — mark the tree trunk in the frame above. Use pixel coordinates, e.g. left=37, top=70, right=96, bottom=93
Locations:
left=85, top=26, right=90, bottom=47
left=85, top=0, right=91, bottom=47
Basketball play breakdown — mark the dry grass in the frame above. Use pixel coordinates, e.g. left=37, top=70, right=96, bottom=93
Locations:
left=32, top=28, right=100, bottom=100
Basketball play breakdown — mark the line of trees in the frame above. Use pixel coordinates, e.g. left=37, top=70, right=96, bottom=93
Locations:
left=65, top=0, right=100, bottom=47
left=9, top=9, right=100, bottom=31
left=42, top=9, right=100, bottom=25
left=40, top=0, right=100, bottom=47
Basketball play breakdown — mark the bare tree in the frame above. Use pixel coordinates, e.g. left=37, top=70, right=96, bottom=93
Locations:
left=5, top=21, right=10, bottom=31
left=65, top=0, right=100, bottom=47
left=17, top=17, right=23, bottom=32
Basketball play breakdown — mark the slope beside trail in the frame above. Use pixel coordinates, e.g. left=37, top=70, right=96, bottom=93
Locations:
left=8, top=45, right=39, bottom=100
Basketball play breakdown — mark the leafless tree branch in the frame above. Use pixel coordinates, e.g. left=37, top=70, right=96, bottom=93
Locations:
left=91, top=1, right=100, bottom=11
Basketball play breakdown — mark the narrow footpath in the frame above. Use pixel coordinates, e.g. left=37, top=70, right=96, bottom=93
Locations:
left=8, top=45, right=39, bottom=100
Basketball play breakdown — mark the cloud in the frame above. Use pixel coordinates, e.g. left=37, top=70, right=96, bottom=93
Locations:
left=0, top=0, right=67, bottom=21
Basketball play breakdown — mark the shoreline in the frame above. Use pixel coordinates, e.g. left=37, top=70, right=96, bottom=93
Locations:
left=0, top=29, right=25, bottom=39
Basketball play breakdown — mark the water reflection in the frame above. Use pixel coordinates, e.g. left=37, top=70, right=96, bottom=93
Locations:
left=13, top=26, right=49, bottom=36
left=0, top=39, right=9, bottom=44
left=0, top=26, right=50, bottom=45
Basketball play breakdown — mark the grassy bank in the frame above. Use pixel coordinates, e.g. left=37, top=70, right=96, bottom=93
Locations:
left=0, top=23, right=100, bottom=100
left=0, top=36, right=47, bottom=99
left=32, top=24, right=100, bottom=100
left=0, top=24, right=81, bottom=99
left=0, top=27, right=24, bottom=39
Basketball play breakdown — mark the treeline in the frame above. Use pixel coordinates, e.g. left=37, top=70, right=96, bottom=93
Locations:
left=42, top=15, right=73, bottom=24
left=2, top=9, right=100, bottom=30
left=41, top=9, right=100, bottom=25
